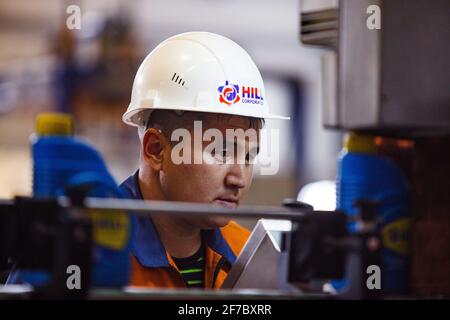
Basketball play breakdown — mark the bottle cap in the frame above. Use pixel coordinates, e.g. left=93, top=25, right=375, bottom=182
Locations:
left=36, top=113, right=73, bottom=136
left=343, top=132, right=376, bottom=154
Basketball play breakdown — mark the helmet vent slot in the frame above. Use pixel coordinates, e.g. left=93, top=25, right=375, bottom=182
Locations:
left=171, top=73, right=185, bottom=86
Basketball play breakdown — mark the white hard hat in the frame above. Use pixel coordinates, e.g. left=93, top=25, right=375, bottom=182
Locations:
left=122, top=32, right=289, bottom=127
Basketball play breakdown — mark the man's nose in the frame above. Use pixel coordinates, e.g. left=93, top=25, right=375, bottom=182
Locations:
left=225, top=163, right=247, bottom=189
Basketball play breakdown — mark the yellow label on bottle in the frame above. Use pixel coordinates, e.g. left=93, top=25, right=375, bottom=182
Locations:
left=90, top=209, right=130, bottom=250
left=381, top=218, right=410, bottom=255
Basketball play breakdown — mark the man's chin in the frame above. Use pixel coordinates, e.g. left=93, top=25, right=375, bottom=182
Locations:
left=204, top=216, right=231, bottom=229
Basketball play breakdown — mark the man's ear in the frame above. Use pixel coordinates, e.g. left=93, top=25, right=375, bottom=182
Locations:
left=142, top=128, right=166, bottom=171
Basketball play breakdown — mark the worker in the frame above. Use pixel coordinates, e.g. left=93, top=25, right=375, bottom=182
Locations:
left=120, top=32, right=288, bottom=289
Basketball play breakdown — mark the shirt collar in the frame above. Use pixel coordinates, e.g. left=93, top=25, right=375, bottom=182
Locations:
left=119, top=170, right=236, bottom=268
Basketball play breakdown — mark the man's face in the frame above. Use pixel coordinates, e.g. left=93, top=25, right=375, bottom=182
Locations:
left=159, top=114, right=260, bottom=229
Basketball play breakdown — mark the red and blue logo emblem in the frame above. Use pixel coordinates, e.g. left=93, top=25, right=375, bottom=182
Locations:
left=218, top=81, right=264, bottom=106
left=218, top=81, right=241, bottom=106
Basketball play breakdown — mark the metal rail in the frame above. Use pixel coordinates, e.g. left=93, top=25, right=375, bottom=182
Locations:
left=56, top=197, right=312, bottom=221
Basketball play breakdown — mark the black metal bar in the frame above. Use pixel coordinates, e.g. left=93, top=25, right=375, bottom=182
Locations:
left=58, top=197, right=313, bottom=221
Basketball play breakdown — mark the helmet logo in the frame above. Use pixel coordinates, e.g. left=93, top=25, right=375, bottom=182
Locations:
left=218, top=81, right=264, bottom=106
left=218, top=81, right=241, bottom=106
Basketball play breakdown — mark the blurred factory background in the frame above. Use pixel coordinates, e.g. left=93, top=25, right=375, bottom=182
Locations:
left=0, top=0, right=341, bottom=207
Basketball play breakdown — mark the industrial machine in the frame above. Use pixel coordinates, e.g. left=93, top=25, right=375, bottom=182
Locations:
left=300, top=0, right=450, bottom=135
left=300, top=0, right=450, bottom=297
left=0, top=194, right=382, bottom=299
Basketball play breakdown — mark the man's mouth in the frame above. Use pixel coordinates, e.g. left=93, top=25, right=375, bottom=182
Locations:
left=213, top=198, right=239, bottom=209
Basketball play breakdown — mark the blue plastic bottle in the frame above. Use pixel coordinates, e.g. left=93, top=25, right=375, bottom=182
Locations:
left=335, top=132, right=410, bottom=295
left=28, top=113, right=132, bottom=287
